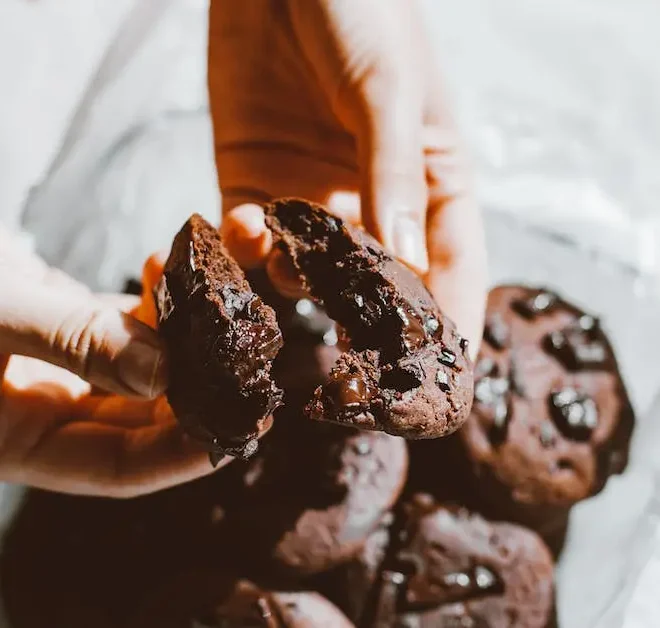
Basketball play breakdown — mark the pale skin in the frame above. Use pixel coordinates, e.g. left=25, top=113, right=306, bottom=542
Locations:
left=0, top=0, right=486, bottom=497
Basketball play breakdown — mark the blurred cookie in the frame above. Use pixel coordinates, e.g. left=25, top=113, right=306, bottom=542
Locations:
left=213, top=422, right=408, bottom=577
left=128, top=571, right=354, bottom=627
left=377, top=495, right=554, bottom=627
left=410, top=285, right=634, bottom=552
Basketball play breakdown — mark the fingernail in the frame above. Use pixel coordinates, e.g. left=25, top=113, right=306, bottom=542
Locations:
left=391, top=217, right=429, bottom=273
left=117, top=341, right=167, bottom=398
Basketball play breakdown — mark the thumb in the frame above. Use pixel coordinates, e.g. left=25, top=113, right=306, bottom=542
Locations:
left=288, top=0, right=428, bottom=272
left=0, top=276, right=166, bottom=399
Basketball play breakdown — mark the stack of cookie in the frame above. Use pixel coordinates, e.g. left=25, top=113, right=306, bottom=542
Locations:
left=0, top=202, right=634, bottom=628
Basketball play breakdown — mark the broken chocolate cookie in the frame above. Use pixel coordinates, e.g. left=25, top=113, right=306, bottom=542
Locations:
left=156, top=214, right=283, bottom=463
left=265, top=199, right=473, bottom=439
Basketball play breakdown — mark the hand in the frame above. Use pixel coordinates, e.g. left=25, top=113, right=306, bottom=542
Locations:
left=0, top=235, right=223, bottom=497
left=208, top=0, right=487, bottom=354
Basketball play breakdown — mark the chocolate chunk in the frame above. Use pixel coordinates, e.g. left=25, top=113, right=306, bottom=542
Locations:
left=474, top=357, right=497, bottom=379
left=512, top=290, right=558, bottom=319
left=210, top=437, right=260, bottom=466
left=396, top=305, right=427, bottom=352
left=325, top=215, right=340, bottom=232
left=155, top=275, right=175, bottom=324
left=549, top=388, right=598, bottom=441
left=328, top=374, right=374, bottom=410
left=474, top=377, right=509, bottom=406
left=608, top=450, right=626, bottom=475
left=484, top=313, right=510, bottom=350
left=546, top=325, right=609, bottom=371
left=424, top=316, right=440, bottom=335
left=439, top=348, right=457, bottom=367
left=508, top=355, right=526, bottom=397
left=415, top=564, right=502, bottom=606
left=474, top=376, right=511, bottom=443
left=352, top=439, right=372, bottom=456
left=539, top=422, right=556, bottom=448
left=436, top=371, right=451, bottom=392
left=579, top=314, right=598, bottom=331
left=493, top=398, right=509, bottom=427
left=122, top=277, right=143, bottom=296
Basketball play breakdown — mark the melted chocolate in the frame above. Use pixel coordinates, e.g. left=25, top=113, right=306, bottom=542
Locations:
left=396, top=305, right=428, bottom=352
left=232, top=320, right=283, bottom=364
left=549, top=388, right=598, bottom=441
left=546, top=319, right=609, bottom=371
left=405, top=562, right=503, bottom=608
left=328, top=374, right=375, bottom=410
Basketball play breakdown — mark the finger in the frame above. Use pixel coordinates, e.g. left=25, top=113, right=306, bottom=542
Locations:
left=0, top=277, right=167, bottom=399
left=4, top=418, right=223, bottom=498
left=288, top=0, right=428, bottom=272
left=0, top=385, right=242, bottom=497
left=266, top=249, right=309, bottom=300
left=325, top=190, right=361, bottom=226
left=354, top=61, right=428, bottom=274
left=132, top=252, right=168, bottom=329
left=220, top=204, right=272, bottom=269
left=421, top=85, right=487, bottom=360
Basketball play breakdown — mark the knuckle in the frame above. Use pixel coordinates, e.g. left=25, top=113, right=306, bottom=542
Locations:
left=51, top=309, right=110, bottom=380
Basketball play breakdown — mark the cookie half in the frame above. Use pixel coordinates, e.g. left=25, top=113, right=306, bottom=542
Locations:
left=265, top=198, right=473, bottom=439
left=156, top=214, right=284, bottom=463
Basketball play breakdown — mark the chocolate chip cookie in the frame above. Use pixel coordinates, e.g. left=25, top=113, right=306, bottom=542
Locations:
left=128, top=571, right=354, bottom=627
left=265, top=198, right=473, bottom=439
left=156, top=214, right=283, bottom=463
left=411, top=285, right=634, bottom=551
left=212, top=422, right=408, bottom=577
